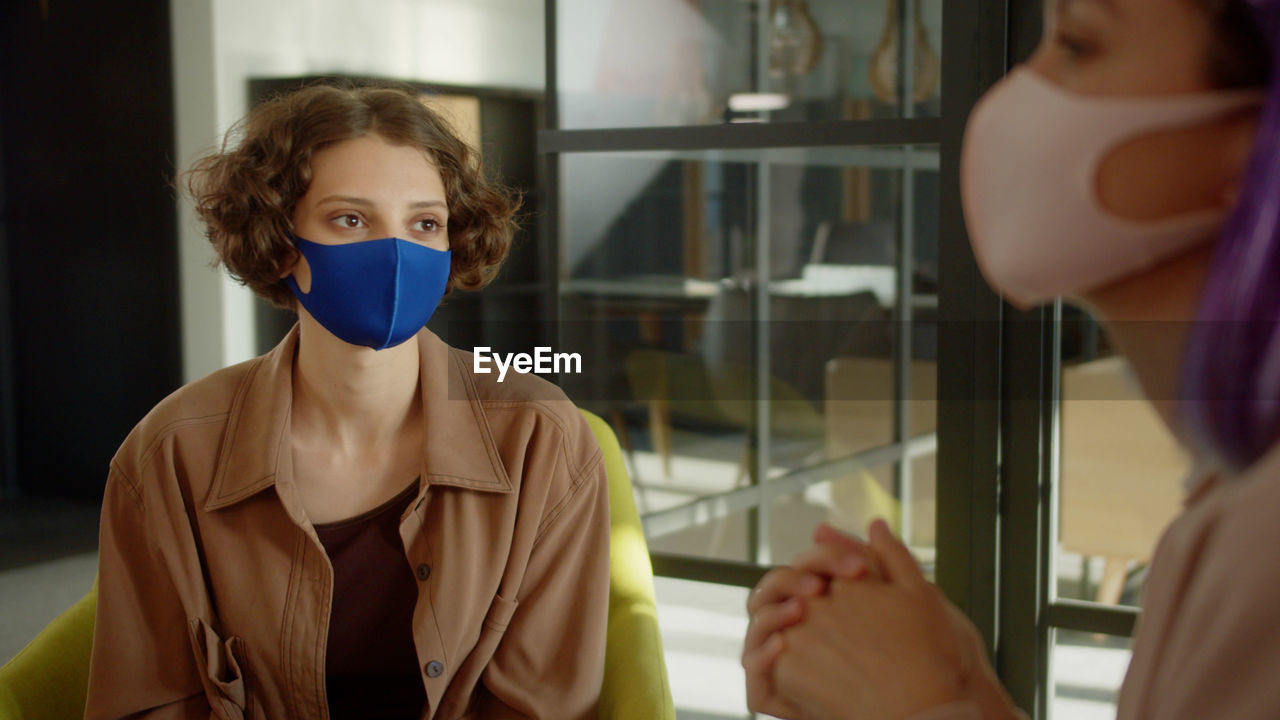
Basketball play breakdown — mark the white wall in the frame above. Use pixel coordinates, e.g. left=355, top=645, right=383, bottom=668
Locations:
left=170, top=0, right=545, bottom=382
left=171, top=0, right=224, bottom=385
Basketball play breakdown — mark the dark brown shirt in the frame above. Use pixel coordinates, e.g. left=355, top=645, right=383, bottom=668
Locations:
left=315, top=480, right=424, bottom=719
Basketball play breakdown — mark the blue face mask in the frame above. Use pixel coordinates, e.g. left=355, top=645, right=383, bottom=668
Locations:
left=285, top=235, right=451, bottom=351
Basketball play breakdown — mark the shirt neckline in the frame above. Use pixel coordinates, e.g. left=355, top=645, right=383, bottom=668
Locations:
left=313, top=478, right=420, bottom=532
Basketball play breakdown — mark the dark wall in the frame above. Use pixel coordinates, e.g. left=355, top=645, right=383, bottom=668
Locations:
left=1, top=0, right=182, bottom=500
left=0, top=86, right=14, bottom=499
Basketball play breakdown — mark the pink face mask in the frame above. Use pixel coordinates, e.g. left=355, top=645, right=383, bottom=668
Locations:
left=960, top=67, right=1262, bottom=308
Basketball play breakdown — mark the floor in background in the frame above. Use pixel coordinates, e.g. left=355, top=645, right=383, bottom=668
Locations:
left=0, top=552, right=98, bottom=664
left=654, top=577, right=754, bottom=719
left=0, top=496, right=100, bottom=664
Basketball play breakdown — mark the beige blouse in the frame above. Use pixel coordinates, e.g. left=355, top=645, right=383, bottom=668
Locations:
left=1116, top=443, right=1280, bottom=718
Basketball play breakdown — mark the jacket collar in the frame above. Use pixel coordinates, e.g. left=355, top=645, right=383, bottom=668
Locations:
left=204, top=325, right=511, bottom=512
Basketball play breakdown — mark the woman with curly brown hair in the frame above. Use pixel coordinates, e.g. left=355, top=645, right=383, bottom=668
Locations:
left=83, top=84, right=610, bottom=720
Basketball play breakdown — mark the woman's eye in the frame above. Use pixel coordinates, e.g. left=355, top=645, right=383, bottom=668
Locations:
left=416, top=218, right=443, bottom=232
left=334, top=214, right=363, bottom=229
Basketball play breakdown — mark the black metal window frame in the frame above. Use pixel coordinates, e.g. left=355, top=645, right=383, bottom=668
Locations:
left=994, top=4, right=1141, bottom=718
left=541, top=2, right=1142, bottom=718
left=541, top=0, right=950, bottom=584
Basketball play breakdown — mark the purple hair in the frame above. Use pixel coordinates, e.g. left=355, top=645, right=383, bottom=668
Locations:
left=1182, top=0, right=1280, bottom=472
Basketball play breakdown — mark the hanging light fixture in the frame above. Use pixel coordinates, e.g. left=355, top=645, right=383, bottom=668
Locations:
left=868, top=0, right=941, bottom=105
left=767, top=0, right=822, bottom=77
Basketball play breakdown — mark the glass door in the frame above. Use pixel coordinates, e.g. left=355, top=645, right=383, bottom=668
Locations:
left=539, top=1, right=1075, bottom=717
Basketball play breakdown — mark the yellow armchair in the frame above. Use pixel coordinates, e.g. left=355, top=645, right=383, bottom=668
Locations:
left=0, top=583, right=96, bottom=720
left=581, top=409, right=675, bottom=720
left=0, top=409, right=673, bottom=720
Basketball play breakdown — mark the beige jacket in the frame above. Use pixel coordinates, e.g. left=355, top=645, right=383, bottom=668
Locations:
left=84, top=327, right=610, bottom=720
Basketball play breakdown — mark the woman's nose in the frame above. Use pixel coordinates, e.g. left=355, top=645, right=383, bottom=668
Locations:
left=367, top=221, right=399, bottom=239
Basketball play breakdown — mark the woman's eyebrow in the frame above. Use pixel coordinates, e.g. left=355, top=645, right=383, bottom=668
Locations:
left=316, top=195, right=447, bottom=210
left=317, top=195, right=372, bottom=207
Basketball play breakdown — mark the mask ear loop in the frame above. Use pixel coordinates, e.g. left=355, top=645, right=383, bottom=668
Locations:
left=1083, top=92, right=1265, bottom=234
left=285, top=235, right=317, bottom=297
left=284, top=235, right=312, bottom=296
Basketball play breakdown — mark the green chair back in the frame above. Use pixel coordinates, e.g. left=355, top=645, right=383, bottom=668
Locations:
left=0, top=582, right=96, bottom=720
left=581, top=409, right=676, bottom=720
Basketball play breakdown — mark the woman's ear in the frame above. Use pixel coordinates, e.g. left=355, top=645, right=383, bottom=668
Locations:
left=282, top=250, right=312, bottom=294
left=278, top=249, right=298, bottom=280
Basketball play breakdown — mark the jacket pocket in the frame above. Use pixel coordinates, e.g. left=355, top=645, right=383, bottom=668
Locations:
left=188, top=617, right=250, bottom=720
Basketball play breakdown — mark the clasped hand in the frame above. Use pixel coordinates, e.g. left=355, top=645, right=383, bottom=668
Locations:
left=742, top=519, right=1019, bottom=720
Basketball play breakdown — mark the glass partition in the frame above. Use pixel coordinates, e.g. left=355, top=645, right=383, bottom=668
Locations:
left=556, top=0, right=943, bottom=129
left=1054, top=311, right=1189, bottom=609
left=544, top=1, right=1013, bottom=716
left=556, top=145, right=939, bottom=570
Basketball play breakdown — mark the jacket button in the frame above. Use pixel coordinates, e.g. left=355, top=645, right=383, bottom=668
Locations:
left=415, top=563, right=431, bottom=581
left=426, top=660, right=444, bottom=678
